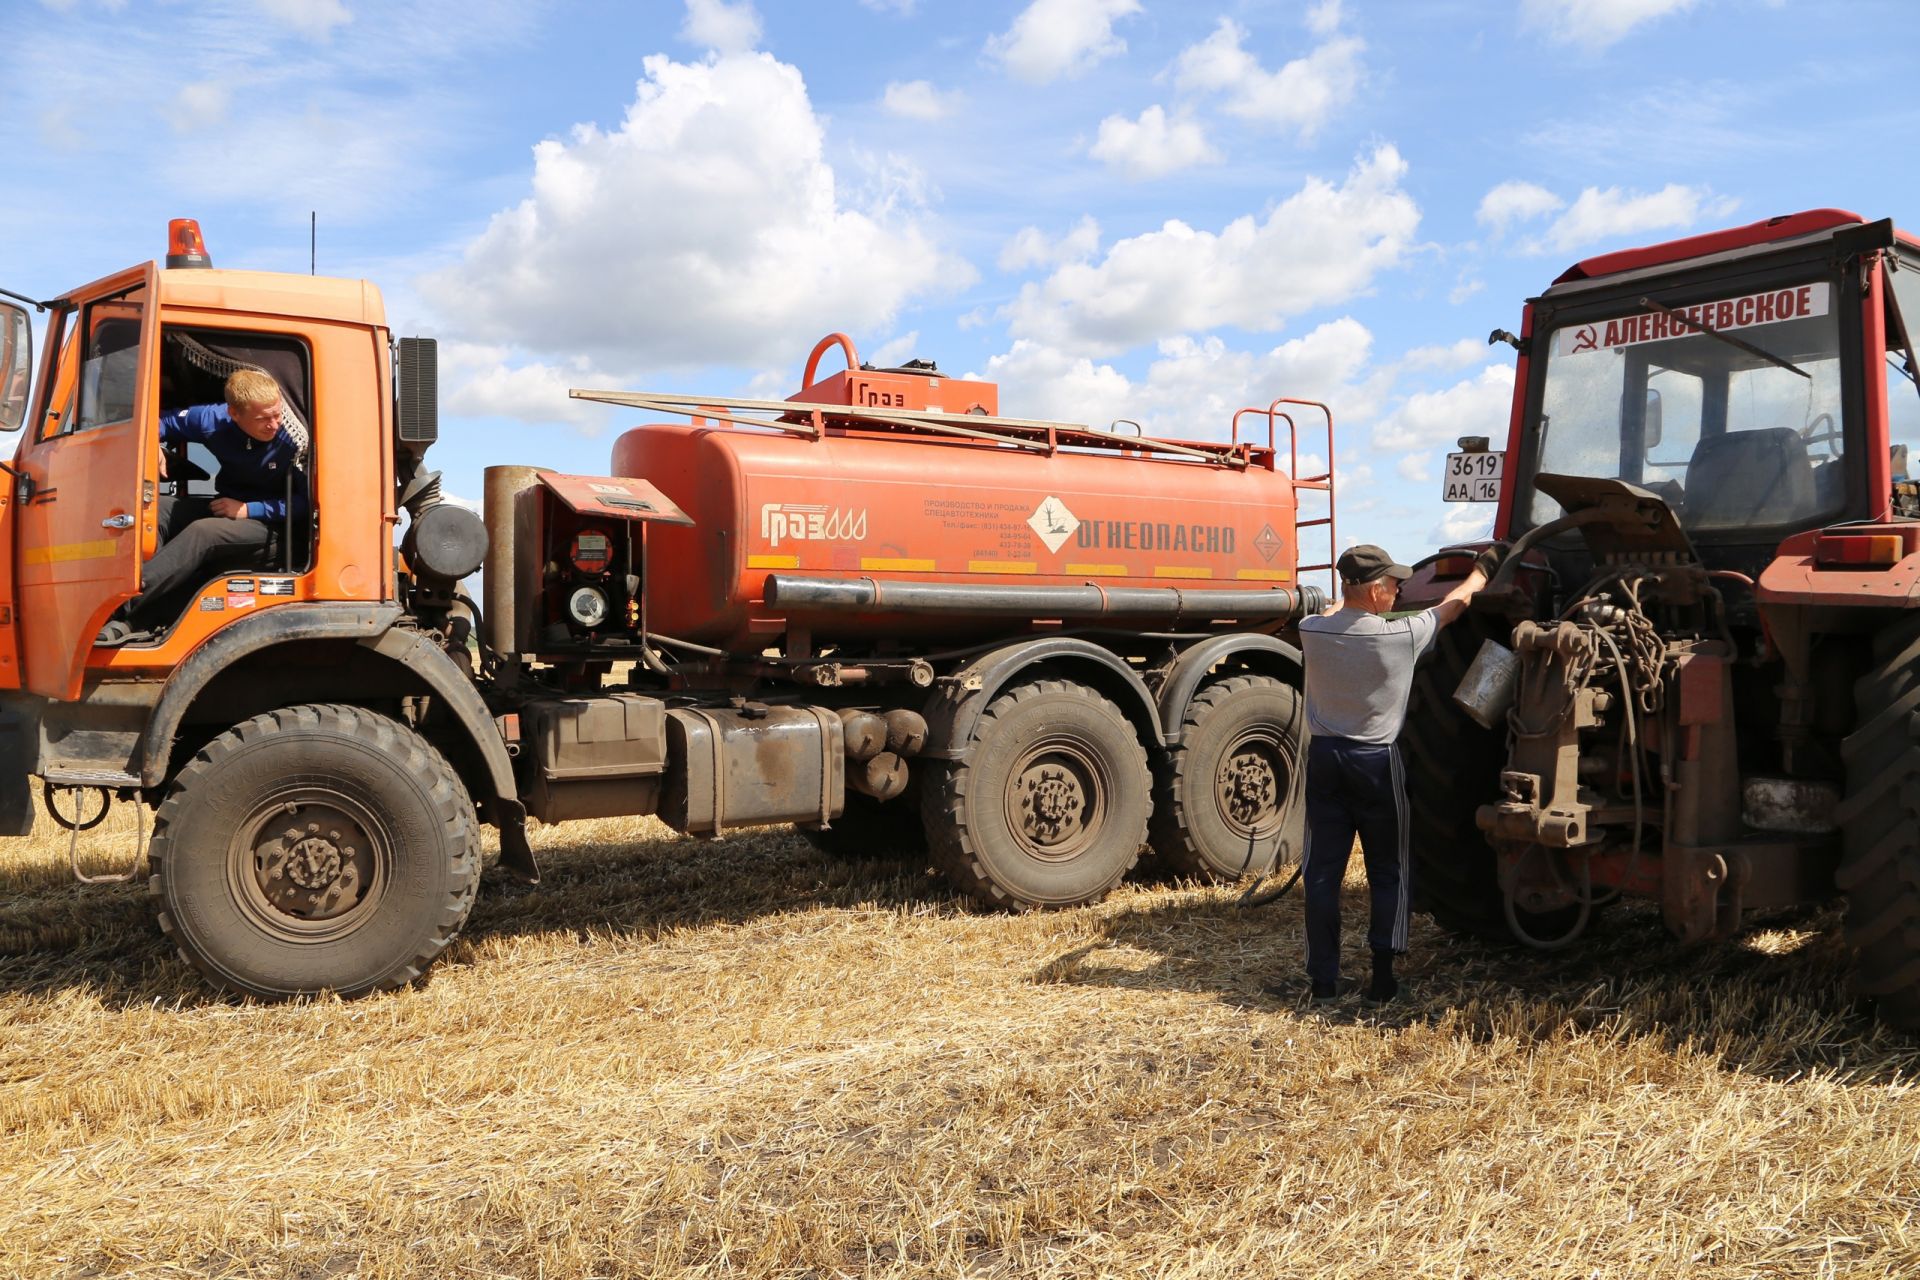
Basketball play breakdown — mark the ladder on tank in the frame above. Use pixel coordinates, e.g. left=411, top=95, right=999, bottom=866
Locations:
left=1232, top=399, right=1337, bottom=595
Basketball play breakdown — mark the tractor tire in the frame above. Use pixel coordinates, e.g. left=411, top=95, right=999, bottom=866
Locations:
left=1148, top=675, right=1302, bottom=880
left=1837, top=613, right=1920, bottom=1028
left=148, top=703, right=479, bottom=1000
left=802, top=780, right=928, bottom=860
left=923, top=680, right=1150, bottom=909
left=1401, top=620, right=1581, bottom=942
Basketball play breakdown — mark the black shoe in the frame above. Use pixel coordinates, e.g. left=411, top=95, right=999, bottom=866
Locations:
left=1366, top=950, right=1398, bottom=1003
left=1310, top=977, right=1358, bottom=1002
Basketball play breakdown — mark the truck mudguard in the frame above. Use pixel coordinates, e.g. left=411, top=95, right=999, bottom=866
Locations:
left=1152, top=633, right=1304, bottom=746
left=139, top=604, right=403, bottom=787
left=356, top=625, right=520, bottom=809
left=919, top=636, right=1166, bottom=763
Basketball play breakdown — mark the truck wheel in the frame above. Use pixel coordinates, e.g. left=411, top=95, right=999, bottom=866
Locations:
left=1148, top=675, right=1301, bottom=880
left=924, top=680, right=1150, bottom=908
left=1838, top=614, right=1920, bottom=1028
left=148, top=703, right=479, bottom=1000
left=802, top=781, right=928, bottom=860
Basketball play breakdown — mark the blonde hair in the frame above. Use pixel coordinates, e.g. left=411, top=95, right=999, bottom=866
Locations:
left=224, top=368, right=281, bottom=410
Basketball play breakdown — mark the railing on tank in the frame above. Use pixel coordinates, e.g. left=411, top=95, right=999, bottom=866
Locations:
left=1232, top=399, right=1337, bottom=594
left=569, top=385, right=1281, bottom=470
left=570, top=332, right=1286, bottom=471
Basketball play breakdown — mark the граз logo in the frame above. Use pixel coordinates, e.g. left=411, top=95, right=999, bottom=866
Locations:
left=760, top=503, right=870, bottom=548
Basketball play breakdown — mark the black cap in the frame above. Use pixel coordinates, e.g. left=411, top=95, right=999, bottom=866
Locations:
left=1337, top=544, right=1412, bottom=586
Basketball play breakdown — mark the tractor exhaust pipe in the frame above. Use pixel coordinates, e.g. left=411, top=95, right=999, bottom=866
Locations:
left=764, top=575, right=1326, bottom=625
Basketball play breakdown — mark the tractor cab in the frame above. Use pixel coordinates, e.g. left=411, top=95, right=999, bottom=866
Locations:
left=1492, top=211, right=1920, bottom=596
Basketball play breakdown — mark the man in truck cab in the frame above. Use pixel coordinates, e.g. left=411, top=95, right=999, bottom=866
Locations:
left=98, top=368, right=308, bottom=643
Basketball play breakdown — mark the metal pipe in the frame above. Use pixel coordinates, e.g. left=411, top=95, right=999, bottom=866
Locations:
left=764, top=574, right=1326, bottom=623
left=482, top=465, right=542, bottom=656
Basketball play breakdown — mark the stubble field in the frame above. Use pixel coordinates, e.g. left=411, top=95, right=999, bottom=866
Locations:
left=1, top=796, right=1917, bottom=1279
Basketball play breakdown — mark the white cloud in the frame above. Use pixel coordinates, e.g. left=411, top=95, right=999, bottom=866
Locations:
left=867, top=331, right=920, bottom=367
left=1537, top=183, right=1736, bottom=253
left=680, top=0, right=762, bottom=53
left=439, top=342, right=621, bottom=432
left=1399, top=338, right=1487, bottom=372
left=1431, top=504, right=1496, bottom=546
left=1305, top=0, right=1344, bottom=36
left=1089, top=105, right=1220, bottom=180
left=1396, top=451, right=1432, bottom=483
left=881, top=79, right=960, bottom=121
left=1450, top=277, right=1487, bottom=305
left=1004, top=146, right=1417, bottom=355
left=1372, top=365, right=1515, bottom=452
left=983, top=319, right=1379, bottom=442
left=258, top=0, right=352, bottom=39
left=1477, top=179, right=1563, bottom=233
left=423, top=51, right=974, bottom=372
left=859, top=0, right=917, bottom=11
left=999, top=216, right=1101, bottom=272
left=986, top=0, right=1141, bottom=85
left=1173, top=18, right=1364, bottom=141
left=1522, top=0, right=1695, bottom=49
left=165, top=81, right=229, bottom=132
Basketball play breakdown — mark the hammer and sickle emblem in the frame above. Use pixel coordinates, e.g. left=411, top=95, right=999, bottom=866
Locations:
left=1570, top=325, right=1599, bottom=353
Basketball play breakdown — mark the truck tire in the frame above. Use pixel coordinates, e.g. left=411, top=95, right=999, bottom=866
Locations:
left=1838, top=613, right=1920, bottom=1028
left=1148, top=675, right=1301, bottom=880
left=924, top=679, right=1150, bottom=909
left=148, top=703, right=479, bottom=1000
left=802, top=781, right=928, bottom=860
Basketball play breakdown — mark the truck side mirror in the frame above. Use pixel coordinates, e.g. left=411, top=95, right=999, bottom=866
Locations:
left=0, top=303, right=29, bottom=433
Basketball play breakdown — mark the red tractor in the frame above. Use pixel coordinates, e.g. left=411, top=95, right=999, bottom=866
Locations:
left=1402, top=210, right=1920, bottom=1027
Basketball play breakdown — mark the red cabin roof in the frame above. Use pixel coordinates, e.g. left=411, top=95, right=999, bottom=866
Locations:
left=1552, top=209, right=1867, bottom=284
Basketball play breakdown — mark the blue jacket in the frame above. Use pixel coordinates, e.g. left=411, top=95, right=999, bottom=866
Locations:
left=159, top=404, right=308, bottom=523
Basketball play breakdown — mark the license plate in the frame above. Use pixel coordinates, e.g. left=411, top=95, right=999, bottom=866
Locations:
left=1442, top=450, right=1503, bottom=502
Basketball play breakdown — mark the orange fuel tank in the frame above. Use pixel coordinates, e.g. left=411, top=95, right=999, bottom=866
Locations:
left=610, top=419, right=1303, bottom=653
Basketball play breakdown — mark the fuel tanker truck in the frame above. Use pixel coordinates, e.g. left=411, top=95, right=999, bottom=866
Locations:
left=0, top=221, right=1331, bottom=999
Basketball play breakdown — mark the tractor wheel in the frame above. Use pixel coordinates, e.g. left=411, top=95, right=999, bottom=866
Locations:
left=802, top=780, right=928, bottom=860
left=148, top=703, right=479, bottom=1000
left=1401, top=619, right=1580, bottom=942
left=1148, top=675, right=1302, bottom=880
left=1837, top=613, right=1920, bottom=1028
left=924, top=680, right=1150, bottom=909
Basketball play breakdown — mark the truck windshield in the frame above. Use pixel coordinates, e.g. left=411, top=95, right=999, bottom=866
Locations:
left=1527, top=279, right=1846, bottom=532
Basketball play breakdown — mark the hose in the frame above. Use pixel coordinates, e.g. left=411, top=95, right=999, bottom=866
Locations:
left=1239, top=681, right=1309, bottom=908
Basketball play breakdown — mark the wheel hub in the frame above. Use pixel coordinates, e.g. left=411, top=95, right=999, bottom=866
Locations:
left=1020, top=765, right=1085, bottom=845
left=1221, top=751, right=1277, bottom=825
left=251, top=807, right=375, bottom=923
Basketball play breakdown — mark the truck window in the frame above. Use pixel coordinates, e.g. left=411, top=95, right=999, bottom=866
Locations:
left=0, top=305, right=29, bottom=432
left=73, top=287, right=145, bottom=435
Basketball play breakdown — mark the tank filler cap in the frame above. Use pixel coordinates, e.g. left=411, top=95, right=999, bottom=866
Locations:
left=166, top=219, right=212, bottom=270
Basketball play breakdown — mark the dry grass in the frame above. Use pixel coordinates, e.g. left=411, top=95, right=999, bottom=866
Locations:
left=2, top=796, right=1918, bottom=1280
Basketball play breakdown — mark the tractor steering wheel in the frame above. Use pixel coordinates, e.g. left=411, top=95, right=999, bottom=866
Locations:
left=1801, top=412, right=1842, bottom=457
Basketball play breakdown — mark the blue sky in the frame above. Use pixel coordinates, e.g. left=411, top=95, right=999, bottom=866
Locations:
left=5, top=0, right=1917, bottom=562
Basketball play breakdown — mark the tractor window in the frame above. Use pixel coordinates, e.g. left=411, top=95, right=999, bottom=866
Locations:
left=1885, top=262, right=1920, bottom=481
left=1529, top=280, right=1847, bottom=534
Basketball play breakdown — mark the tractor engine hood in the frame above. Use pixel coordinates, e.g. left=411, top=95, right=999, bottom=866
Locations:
left=1534, top=473, right=1699, bottom=563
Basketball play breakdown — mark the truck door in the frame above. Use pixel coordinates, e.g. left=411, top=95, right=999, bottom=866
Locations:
left=15, top=264, right=158, bottom=700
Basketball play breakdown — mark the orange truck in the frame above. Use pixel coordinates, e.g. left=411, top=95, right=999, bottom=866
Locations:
left=0, top=222, right=1330, bottom=999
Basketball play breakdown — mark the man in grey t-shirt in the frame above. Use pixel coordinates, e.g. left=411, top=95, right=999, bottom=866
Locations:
left=1291, top=542, right=1493, bottom=1002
